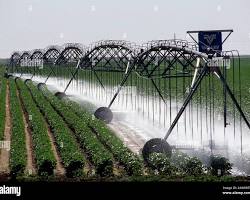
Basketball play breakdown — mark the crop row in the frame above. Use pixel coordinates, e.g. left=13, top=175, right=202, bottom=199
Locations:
left=26, top=82, right=85, bottom=177
left=16, top=80, right=56, bottom=175
left=41, top=87, right=114, bottom=176
left=9, top=80, right=27, bottom=176
left=64, top=99, right=144, bottom=176
left=0, top=78, right=6, bottom=142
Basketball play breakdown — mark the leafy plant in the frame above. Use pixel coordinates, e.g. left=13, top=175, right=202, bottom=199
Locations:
left=27, top=82, right=85, bottom=177
left=9, top=80, right=27, bottom=177
left=209, top=155, right=232, bottom=176
left=41, top=87, right=113, bottom=176
left=180, top=157, right=205, bottom=176
left=0, top=78, right=6, bottom=142
left=170, top=150, right=206, bottom=176
left=64, top=99, right=144, bottom=176
left=16, top=80, right=56, bottom=176
left=148, top=153, right=176, bottom=176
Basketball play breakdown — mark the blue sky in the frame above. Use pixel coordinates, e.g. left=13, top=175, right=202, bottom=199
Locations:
left=0, top=0, right=249, bottom=57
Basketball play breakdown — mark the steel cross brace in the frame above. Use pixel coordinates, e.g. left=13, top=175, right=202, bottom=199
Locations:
left=108, top=63, right=135, bottom=108
left=164, top=66, right=250, bottom=140
left=63, top=60, right=81, bottom=93
left=44, top=64, right=57, bottom=84
left=63, top=59, right=106, bottom=94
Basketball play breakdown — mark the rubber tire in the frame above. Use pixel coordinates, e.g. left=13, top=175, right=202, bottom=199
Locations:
left=54, top=92, right=66, bottom=99
left=142, top=138, right=172, bottom=164
left=94, top=107, right=113, bottom=124
left=24, top=79, right=31, bottom=84
left=37, top=83, right=45, bottom=90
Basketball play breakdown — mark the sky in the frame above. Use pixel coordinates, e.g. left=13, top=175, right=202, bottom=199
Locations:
left=0, top=0, right=250, bottom=58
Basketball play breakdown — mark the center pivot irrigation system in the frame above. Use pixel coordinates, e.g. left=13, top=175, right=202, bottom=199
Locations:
left=6, top=30, right=250, bottom=162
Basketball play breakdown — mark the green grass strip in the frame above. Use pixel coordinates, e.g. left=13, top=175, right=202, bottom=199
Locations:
left=0, top=78, right=6, bottom=141
left=41, top=87, right=113, bottom=176
left=27, top=82, right=85, bottom=177
left=16, top=80, right=56, bottom=176
left=9, top=80, right=27, bottom=176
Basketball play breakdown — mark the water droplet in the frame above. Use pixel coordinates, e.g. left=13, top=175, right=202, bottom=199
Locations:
left=91, top=5, right=96, bottom=12
left=218, top=114, right=221, bottom=120
left=153, top=5, right=159, bottom=12
left=28, top=5, right=33, bottom=12
left=217, top=5, right=222, bottom=12
left=59, top=33, right=64, bottom=39
left=122, top=32, right=127, bottom=39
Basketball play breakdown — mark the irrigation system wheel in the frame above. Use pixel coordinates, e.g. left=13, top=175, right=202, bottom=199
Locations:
left=142, top=138, right=172, bottom=163
left=24, top=79, right=31, bottom=84
left=37, top=82, right=45, bottom=90
left=94, top=107, right=113, bottom=124
left=14, top=76, right=20, bottom=82
left=54, top=91, right=66, bottom=99
left=7, top=74, right=13, bottom=79
left=4, top=73, right=9, bottom=78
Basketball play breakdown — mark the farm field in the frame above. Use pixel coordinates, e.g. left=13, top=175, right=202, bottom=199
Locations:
left=1, top=0, right=250, bottom=198
left=11, top=56, right=250, bottom=160
left=0, top=64, right=250, bottom=182
left=14, top=57, right=250, bottom=120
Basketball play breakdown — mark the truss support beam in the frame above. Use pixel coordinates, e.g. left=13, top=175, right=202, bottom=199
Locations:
left=63, top=60, right=81, bottom=93
left=164, top=66, right=208, bottom=140
left=164, top=65, right=250, bottom=140
left=215, top=68, right=250, bottom=130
